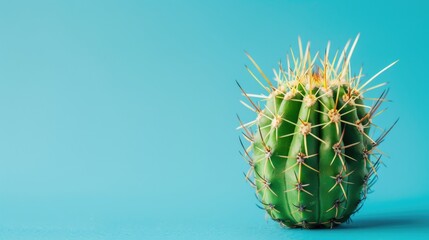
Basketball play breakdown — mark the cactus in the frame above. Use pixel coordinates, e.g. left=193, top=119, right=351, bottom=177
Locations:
left=237, top=35, right=398, bottom=229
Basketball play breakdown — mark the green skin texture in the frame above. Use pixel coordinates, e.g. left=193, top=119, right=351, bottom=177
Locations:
left=252, top=85, right=371, bottom=228
left=253, top=91, right=302, bottom=227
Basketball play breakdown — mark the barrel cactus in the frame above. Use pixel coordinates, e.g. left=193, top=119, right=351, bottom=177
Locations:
left=237, top=35, right=397, bottom=229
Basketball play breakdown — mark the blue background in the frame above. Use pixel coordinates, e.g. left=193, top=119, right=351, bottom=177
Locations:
left=0, top=0, right=427, bottom=239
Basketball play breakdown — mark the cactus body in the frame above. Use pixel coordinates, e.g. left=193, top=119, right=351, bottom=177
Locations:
left=238, top=36, right=397, bottom=229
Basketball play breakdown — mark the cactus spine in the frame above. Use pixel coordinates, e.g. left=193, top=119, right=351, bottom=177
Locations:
left=238, top=35, right=397, bottom=229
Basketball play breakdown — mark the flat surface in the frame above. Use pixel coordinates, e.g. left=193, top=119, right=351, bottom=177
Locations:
left=0, top=197, right=428, bottom=239
left=0, top=0, right=428, bottom=239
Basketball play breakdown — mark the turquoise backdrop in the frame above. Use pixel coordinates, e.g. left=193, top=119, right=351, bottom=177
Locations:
left=0, top=0, right=427, bottom=239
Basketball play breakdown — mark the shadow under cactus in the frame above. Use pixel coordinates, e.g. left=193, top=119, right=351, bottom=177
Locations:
left=340, top=211, right=429, bottom=229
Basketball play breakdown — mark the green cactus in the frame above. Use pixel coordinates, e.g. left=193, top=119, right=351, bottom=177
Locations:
left=238, top=35, right=398, bottom=229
